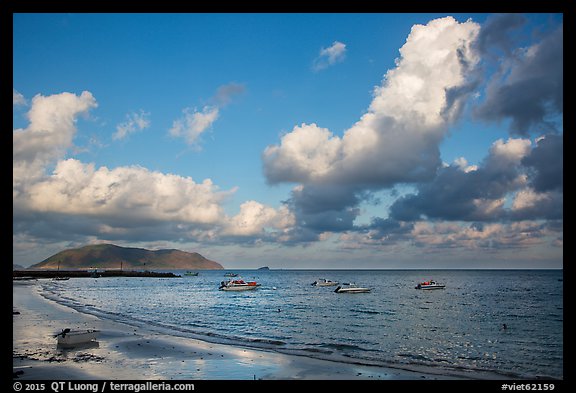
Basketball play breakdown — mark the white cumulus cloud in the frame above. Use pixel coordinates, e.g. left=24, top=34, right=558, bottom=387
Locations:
left=13, top=88, right=26, bottom=106
left=223, top=201, right=295, bottom=237
left=169, top=82, right=245, bottom=148
left=13, top=91, right=98, bottom=196
left=13, top=90, right=292, bottom=247
left=312, top=41, right=347, bottom=71
left=113, top=110, right=151, bottom=140
left=20, top=158, right=232, bottom=225
left=265, top=16, right=481, bottom=188
left=169, top=106, right=219, bottom=147
left=263, top=123, right=342, bottom=183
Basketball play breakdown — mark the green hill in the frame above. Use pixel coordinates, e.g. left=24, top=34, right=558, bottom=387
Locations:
left=30, top=244, right=224, bottom=270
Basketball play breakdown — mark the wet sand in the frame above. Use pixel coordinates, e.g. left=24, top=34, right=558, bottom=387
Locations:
left=13, top=281, right=475, bottom=381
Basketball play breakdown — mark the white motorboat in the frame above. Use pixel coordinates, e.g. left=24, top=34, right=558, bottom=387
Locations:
left=54, top=328, right=100, bottom=347
left=415, top=280, right=445, bottom=290
left=311, top=278, right=339, bottom=287
left=334, top=283, right=371, bottom=293
left=219, top=278, right=260, bottom=291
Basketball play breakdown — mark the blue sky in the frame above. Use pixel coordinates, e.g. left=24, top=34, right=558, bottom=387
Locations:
left=13, top=13, right=563, bottom=268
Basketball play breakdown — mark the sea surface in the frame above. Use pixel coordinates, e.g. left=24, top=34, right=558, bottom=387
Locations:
left=39, top=269, right=563, bottom=379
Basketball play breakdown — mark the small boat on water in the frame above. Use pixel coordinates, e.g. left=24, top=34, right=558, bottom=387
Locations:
left=54, top=328, right=100, bottom=347
left=311, top=278, right=339, bottom=287
left=52, top=262, right=70, bottom=280
left=219, top=278, right=260, bottom=291
left=415, top=280, right=445, bottom=290
left=224, top=272, right=238, bottom=277
left=184, top=271, right=199, bottom=276
left=334, top=283, right=371, bottom=293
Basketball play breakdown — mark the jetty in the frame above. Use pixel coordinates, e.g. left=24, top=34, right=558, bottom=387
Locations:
left=13, top=270, right=180, bottom=279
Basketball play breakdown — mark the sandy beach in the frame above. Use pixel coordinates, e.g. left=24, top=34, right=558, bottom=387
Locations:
left=13, top=281, right=487, bottom=381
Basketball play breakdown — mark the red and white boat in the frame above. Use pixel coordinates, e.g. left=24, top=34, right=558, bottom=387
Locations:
left=415, top=280, right=445, bottom=290
left=219, top=278, right=260, bottom=291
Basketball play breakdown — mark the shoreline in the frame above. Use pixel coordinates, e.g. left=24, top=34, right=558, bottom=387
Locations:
left=13, top=280, right=503, bottom=381
left=13, top=270, right=180, bottom=278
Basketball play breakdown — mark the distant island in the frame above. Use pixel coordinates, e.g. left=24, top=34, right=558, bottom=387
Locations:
left=28, top=243, right=224, bottom=270
left=257, top=266, right=270, bottom=270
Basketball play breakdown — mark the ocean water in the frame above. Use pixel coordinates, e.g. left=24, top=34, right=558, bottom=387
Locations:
left=40, top=269, right=563, bottom=379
